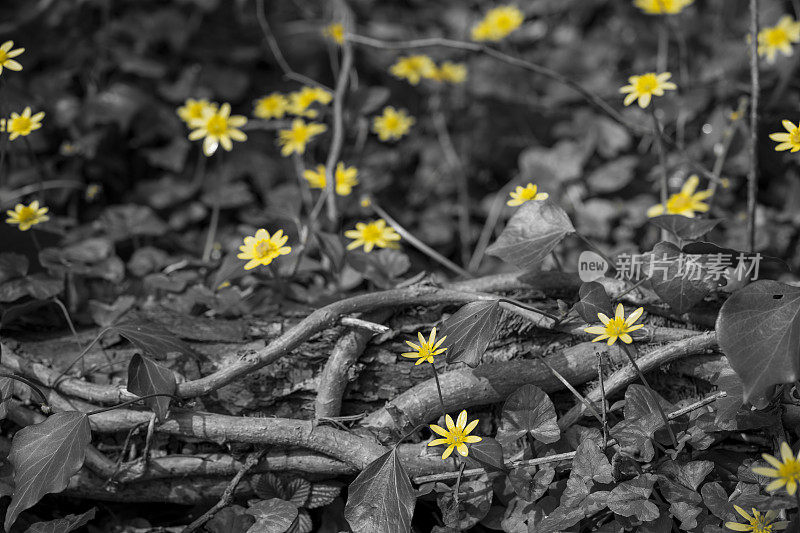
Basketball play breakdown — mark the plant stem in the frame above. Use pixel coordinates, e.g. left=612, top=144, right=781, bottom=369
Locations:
left=467, top=187, right=505, bottom=272
left=747, top=0, right=760, bottom=253
left=453, top=461, right=466, bottom=533
left=431, top=362, right=447, bottom=418
left=649, top=106, right=670, bottom=242
left=202, top=154, right=222, bottom=262
left=0, top=372, right=49, bottom=409
left=537, top=354, right=603, bottom=424
left=85, top=393, right=180, bottom=416
left=596, top=351, right=608, bottom=448
left=498, top=298, right=560, bottom=321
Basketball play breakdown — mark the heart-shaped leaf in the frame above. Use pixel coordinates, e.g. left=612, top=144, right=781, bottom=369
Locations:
left=649, top=215, right=721, bottom=241
left=607, top=474, right=659, bottom=522
left=486, top=200, right=575, bottom=271
left=246, top=499, right=298, bottom=533
left=464, top=437, right=507, bottom=473
left=344, top=448, right=416, bottom=533
left=5, top=412, right=92, bottom=532
left=507, top=465, right=555, bottom=502
left=442, top=300, right=501, bottom=367
left=717, top=280, right=800, bottom=400
left=24, top=508, right=96, bottom=533
left=643, top=241, right=716, bottom=313
left=573, top=282, right=613, bottom=324
left=112, top=320, right=194, bottom=360
left=127, top=354, right=177, bottom=422
left=497, top=384, right=560, bottom=445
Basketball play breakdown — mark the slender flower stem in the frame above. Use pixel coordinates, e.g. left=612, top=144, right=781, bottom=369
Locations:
left=431, top=362, right=447, bottom=419
left=468, top=187, right=506, bottom=272
left=747, top=0, right=760, bottom=253
left=202, top=154, right=223, bottom=263
left=619, top=342, right=678, bottom=447
left=370, top=200, right=472, bottom=278
left=596, top=351, right=608, bottom=448
left=537, top=354, right=604, bottom=424
left=708, top=97, right=747, bottom=206
left=453, top=461, right=466, bottom=533
left=649, top=106, right=670, bottom=242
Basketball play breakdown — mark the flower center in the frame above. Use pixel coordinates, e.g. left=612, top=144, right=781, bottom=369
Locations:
left=450, top=429, right=466, bottom=445
left=0, top=50, right=7, bottom=62
left=206, top=115, right=228, bottom=136
left=16, top=207, right=36, bottom=223
left=790, top=128, right=800, bottom=145
left=520, top=188, right=537, bottom=200
left=635, top=75, right=659, bottom=93
left=495, top=14, right=515, bottom=31
left=254, top=239, right=277, bottom=259
left=778, top=459, right=800, bottom=482
left=187, top=104, right=206, bottom=120
left=765, top=27, right=789, bottom=46
left=667, top=193, right=693, bottom=213
left=361, top=225, right=383, bottom=242
left=290, top=127, right=311, bottom=144
left=383, top=116, right=400, bottom=131
left=607, top=318, right=628, bottom=336
left=10, top=116, right=32, bottom=134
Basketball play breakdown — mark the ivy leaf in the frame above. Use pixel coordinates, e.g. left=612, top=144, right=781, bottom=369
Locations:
left=497, top=384, right=560, bottom=446
left=464, top=437, right=507, bottom=473
left=642, top=242, right=715, bottom=313
left=717, top=280, right=800, bottom=400
left=246, top=499, right=298, bottom=533
left=127, top=354, right=177, bottom=422
left=486, top=200, right=575, bottom=271
left=344, top=448, right=416, bottom=533
left=607, top=474, right=659, bottom=522
left=649, top=215, right=721, bottom=241
left=23, top=508, right=96, bottom=533
left=111, top=319, right=195, bottom=360
left=442, top=300, right=501, bottom=367
left=5, top=412, right=92, bottom=532
left=573, top=282, right=613, bottom=325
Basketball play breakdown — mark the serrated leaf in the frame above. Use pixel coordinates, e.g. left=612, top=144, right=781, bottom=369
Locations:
left=649, top=215, right=720, bottom=240
left=716, top=280, right=800, bottom=400
left=573, top=282, right=613, bottom=324
left=207, top=505, right=255, bottom=533
left=497, top=384, right=560, bottom=445
left=607, top=474, right=659, bottom=522
left=286, top=508, right=312, bottom=533
left=643, top=242, right=715, bottom=313
left=112, top=319, right=194, bottom=359
left=284, top=478, right=311, bottom=508
left=254, top=473, right=286, bottom=501
left=344, top=448, right=416, bottom=533
left=23, top=508, right=96, bottom=533
left=441, top=300, right=501, bottom=367
left=486, top=200, right=575, bottom=271
left=5, top=412, right=92, bottom=532
left=464, top=437, right=507, bottom=473
left=307, top=482, right=342, bottom=509
left=0, top=377, right=13, bottom=421
left=247, top=499, right=298, bottom=533
left=127, top=354, right=177, bottom=422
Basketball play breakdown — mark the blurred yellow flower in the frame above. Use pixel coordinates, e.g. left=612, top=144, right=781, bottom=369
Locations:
left=324, top=23, right=345, bottom=45
left=471, top=6, right=524, bottom=42
left=237, top=228, right=292, bottom=270
left=584, top=303, right=644, bottom=345
left=372, top=106, right=414, bottom=141
left=507, top=183, right=549, bottom=206
left=177, top=98, right=217, bottom=124
left=647, top=175, right=712, bottom=218
left=277, top=119, right=327, bottom=156
left=304, top=162, right=359, bottom=196
left=287, top=86, right=333, bottom=118
left=752, top=441, right=800, bottom=495
left=345, top=219, right=401, bottom=252
left=390, top=55, right=437, bottom=85
left=634, top=0, right=693, bottom=15
left=432, top=61, right=468, bottom=84
left=188, top=103, right=247, bottom=157
left=253, top=93, right=288, bottom=120
left=401, top=328, right=447, bottom=365
left=0, top=40, right=24, bottom=75
left=428, top=410, right=482, bottom=460
left=6, top=201, right=49, bottom=231
left=724, top=505, right=788, bottom=532
left=770, top=119, right=800, bottom=152
left=619, top=72, right=677, bottom=108
left=758, top=16, right=800, bottom=63
left=7, top=107, right=44, bottom=141
left=85, top=183, right=102, bottom=201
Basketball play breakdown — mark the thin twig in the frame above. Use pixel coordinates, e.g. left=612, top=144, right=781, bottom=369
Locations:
left=468, top=187, right=506, bottom=272
left=0, top=372, right=49, bottom=408
left=85, top=393, right=180, bottom=416
left=596, top=351, right=608, bottom=447
left=537, top=354, right=604, bottom=424
left=747, top=0, right=760, bottom=252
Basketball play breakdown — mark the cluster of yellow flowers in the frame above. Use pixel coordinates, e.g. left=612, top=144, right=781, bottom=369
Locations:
left=177, top=99, right=248, bottom=157
left=471, top=5, right=524, bottom=42
left=390, top=55, right=467, bottom=85
left=254, top=86, right=333, bottom=120
left=304, top=162, right=359, bottom=196
left=634, top=0, right=694, bottom=15
left=757, top=16, right=800, bottom=64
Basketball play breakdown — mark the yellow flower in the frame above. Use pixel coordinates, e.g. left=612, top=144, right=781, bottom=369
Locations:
left=431, top=61, right=468, bottom=84
left=372, top=107, right=415, bottom=142
left=6, top=201, right=49, bottom=231
left=401, top=328, right=447, bottom=365
left=324, top=23, right=345, bottom=45
left=389, top=55, right=437, bottom=85
left=344, top=219, right=401, bottom=252
left=471, top=5, right=524, bottom=42
left=634, top=0, right=693, bottom=15
left=752, top=442, right=800, bottom=495
left=253, top=93, right=288, bottom=120
left=725, top=505, right=788, bottom=532
left=0, top=40, right=24, bottom=75
left=584, top=303, right=644, bottom=345
left=769, top=120, right=800, bottom=152
left=507, top=183, right=549, bottom=206
left=177, top=98, right=217, bottom=124
left=237, top=228, right=292, bottom=270
left=188, top=103, right=247, bottom=157
left=647, top=175, right=712, bottom=218
left=619, top=72, right=677, bottom=108
left=303, top=162, right=359, bottom=196
left=428, top=410, right=482, bottom=460
left=85, top=183, right=102, bottom=201
left=758, top=16, right=800, bottom=63
left=277, top=119, right=327, bottom=157
left=6, top=107, right=45, bottom=141
left=287, top=86, right=333, bottom=118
